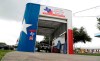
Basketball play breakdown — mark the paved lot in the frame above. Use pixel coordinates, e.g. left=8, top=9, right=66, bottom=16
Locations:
left=1, top=51, right=100, bottom=61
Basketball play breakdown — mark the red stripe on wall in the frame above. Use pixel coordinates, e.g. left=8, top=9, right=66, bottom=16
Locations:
left=68, top=29, right=74, bottom=54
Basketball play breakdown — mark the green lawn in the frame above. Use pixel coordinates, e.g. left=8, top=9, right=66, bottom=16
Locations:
left=76, top=53, right=100, bottom=56
left=0, top=50, right=13, bottom=61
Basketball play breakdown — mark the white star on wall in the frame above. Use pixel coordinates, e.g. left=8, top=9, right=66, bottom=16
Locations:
left=22, top=19, right=32, bottom=34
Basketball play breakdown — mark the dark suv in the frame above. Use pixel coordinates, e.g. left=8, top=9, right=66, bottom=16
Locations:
left=37, top=42, right=51, bottom=52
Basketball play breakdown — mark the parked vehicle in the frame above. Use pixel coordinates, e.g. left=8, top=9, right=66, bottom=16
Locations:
left=37, top=42, right=51, bottom=52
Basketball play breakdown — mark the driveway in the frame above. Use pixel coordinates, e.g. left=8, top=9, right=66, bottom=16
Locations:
left=1, top=51, right=100, bottom=61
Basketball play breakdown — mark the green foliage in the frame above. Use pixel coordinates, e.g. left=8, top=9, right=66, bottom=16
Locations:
left=43, top=36, right=49, bottom=44
left=0, top=50, right=13, bottom=60
left=97, top=18, right=100, bottom=30
left=77, top=53, right=100, bottom=56
left=35, top=41, right=40, bottom=47
left=0, top=42, right=6, bottom=46
left=40, top=36, right=52, bottom=45
left=73, top=27, right=91, bottom=43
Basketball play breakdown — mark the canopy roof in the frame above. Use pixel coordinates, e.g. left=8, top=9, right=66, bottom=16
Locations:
left=37, top=16, right=67, bottom=36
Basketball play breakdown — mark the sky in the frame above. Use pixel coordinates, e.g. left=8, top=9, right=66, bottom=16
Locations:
left=0, top=0, right=100, bottom=49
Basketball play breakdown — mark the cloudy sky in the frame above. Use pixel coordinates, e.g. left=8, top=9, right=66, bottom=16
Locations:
left=0, top=0, right=100, bottom=49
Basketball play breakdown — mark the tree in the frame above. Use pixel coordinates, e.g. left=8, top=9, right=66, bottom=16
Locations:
left=0, top=42, right=7, bottom=49
left=97, top=18, right=100, bottom=30
left=43, top=36, right=49, bottom=44
left=73, top=27, right=91, bottom=43
left=35, top=41, right=40, bottom=48
left=40, top=36, right=52, bottom=45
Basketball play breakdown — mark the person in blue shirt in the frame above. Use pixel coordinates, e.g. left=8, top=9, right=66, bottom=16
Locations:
left=56, top=40, right=61, bottom=53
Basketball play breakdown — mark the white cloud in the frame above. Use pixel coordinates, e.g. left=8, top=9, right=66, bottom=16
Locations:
left=0, top=18, right=22, bottom=45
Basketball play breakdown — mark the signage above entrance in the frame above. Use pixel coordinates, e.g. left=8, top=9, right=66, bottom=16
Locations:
left=40, top=5, right=67, bottom=19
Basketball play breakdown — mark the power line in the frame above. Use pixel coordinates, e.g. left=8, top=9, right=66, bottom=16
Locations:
left=74, top=16, right=97, bottom=17
left=73, top=5, right=100, bottom=15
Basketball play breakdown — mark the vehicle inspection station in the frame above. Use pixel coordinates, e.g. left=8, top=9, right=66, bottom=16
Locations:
left=17, top=3, right=73, bottom=54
